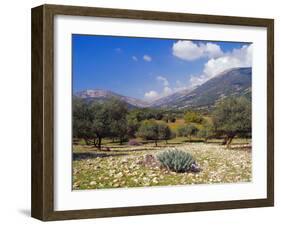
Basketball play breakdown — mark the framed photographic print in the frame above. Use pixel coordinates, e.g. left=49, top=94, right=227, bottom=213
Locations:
left=31, top=4, right=274, bottom=221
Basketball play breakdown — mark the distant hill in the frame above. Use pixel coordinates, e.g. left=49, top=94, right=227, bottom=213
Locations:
left=75, top=67, right=251, bottom=110
left=151, top=67, right=252, bottom=109
left=75, top=89, right=150, bottom=108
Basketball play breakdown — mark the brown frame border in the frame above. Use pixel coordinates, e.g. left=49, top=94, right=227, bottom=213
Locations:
left=31, top=4, right=274, bottom=221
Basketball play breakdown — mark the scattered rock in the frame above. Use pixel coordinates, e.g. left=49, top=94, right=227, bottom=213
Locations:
left=73, top=182, right=80, bottom=188
left=90, top=181, right=97, bottom=186
left=120, top=158, right=128, bottom=164
left=152, top=177, right=159, bottom=183
left=102, top=147, right=111, bottom=151
left=139, top=154, right=161, bottom=168
left=115, top=172, right=123, bottom=178
left=190, top=163, right=201, bottom=173
left=113, top=183, right=120, bottom=187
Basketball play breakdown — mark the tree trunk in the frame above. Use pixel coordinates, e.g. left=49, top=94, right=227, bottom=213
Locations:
left=92, top=138, right=98, bottom=148
left=189, top=135, right=192, bottom=142
left=155, top=140, right=158, bottom=147
left=84, top=138, right=90, bottom=145
left=222, top=136, right=228, bottom=145
left=221, top=133, right=235, bottom=148
left=97, top=137, right=102, bottom=150
left=91, top=138, right=95, bottom=148
left=119, top=138, right=123, bottom=145
left=226, top=134, right=235, bottom=149
left=165, top=139, right=168, bottom=144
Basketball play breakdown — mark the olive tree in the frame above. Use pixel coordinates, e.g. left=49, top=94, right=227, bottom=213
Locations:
left=137, top=120, right=159, bottom=146
left=126, top=113, right=140, bottom=138
left=177, top=124, right=198, bottom=141
left=136, top=120, right=173, bottom=146
left=184, top=111, right=203, bottom=124
left=73, top=98, right=96, bottom=145
left=158, top=122, right=173, bottom=144
left=212, top=97, right=251, bottom=148
left=73, top=98, right=129, bottom=149
left=89, top=102, right=112, bottom=149
left=197, top=121, right=214, bottom=142
left=106, top=98, right=128, bottom=144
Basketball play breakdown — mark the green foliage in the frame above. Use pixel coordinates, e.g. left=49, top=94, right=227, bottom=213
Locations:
left=184, top=111, right=203, bottom=124
left=212, top=97, right=251, bottom=146
left=197, top=121, right=214, bottom=142
left=213, top=97, right=251, bottom=133
left=163, top=113, right=176, bottom=123
left=157, top=149, right=195, bottom=173
left=137, top=120, right=159, bottom=145
left=169, top=116, right=176, bottom=123
left=177, top=124, right=198, bottom=140
left=73, top=98, right=97, bottom=144
left=106, top=98, right=128, bottom=144
left=177, top=126, right=185, bottom=137
left=158, top=122, right=173, bottom=144
left=126, top=115, right=140, bottom=138
left=197, top=129, right=208, bottom=138
left=73, top=98, right=129, bottom=148
left=129, top=108, right=164, bottom=121
left=162, top=115, right=169, bottom=123
left=136, top=120, right=173, bottom=146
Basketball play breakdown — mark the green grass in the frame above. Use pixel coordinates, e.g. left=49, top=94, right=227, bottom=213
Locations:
left=72, top=138, right=252, bottom=190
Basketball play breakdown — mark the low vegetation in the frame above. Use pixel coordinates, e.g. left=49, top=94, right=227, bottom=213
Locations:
left=157, top=149, right=195, bottom=173
left=73, top=96, right=252, bottom=189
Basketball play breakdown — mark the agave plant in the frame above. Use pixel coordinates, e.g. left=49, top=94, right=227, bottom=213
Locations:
left=157, top=149, right=195, bottom=173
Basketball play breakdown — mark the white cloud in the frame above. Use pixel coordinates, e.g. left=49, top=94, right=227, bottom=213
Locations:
left=132, top=56, right=138, bottom=61
left=144, top=90, right=159, bottom=100
left=172, top=40, right=223, bottom=61
left=157, top=76, right=169, bottom=86
left=143, top=55, right=152, bottom=62
left=163, top=86, right=173, bottom=96
left=144, top=76, right=171, bottom=101
left=189, top=44, right=253, bottom=87
left=144, top=76, right=174, bottom=101
left=144, top=43, right=253, bottom=100
left=189, top=74, right=206, bottom=88
left=174, top=80, right=191, bottom=92
left=157, top=76, right=172, bottom=96
left=204, top=43, right=224, bottom=58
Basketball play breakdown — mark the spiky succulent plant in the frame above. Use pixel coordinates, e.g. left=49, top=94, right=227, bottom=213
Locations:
left=157, top=149, right=195, bottom=173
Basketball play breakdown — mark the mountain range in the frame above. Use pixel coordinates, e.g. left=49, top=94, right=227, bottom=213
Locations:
left=75, top=89, right=150, bottom=108
left=75, top=67, right=252, bottom=110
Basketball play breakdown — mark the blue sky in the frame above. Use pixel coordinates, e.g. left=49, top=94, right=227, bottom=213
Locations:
left=72, top=34, right=252, bottom=101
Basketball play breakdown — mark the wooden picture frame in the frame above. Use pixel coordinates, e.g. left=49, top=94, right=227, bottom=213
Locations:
left=31, top=4, right=274, bottom=221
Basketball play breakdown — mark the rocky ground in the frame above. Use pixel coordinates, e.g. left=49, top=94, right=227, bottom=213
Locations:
left=72, top=141, right=251, bottom=190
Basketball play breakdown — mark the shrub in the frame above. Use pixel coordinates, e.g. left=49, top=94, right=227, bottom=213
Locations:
left=184, top=111, right=203, bottom=124
left=197, top=124, right=214, bottom=142
left=163, top=114, right=176, bottom=123
left=136, top=120, right=159, bottom=146
left=128, top=139, right=141, bottom=146
left=177, top=124, right=198, bottom=141
left=158, top=122, right=173, bottom=144
left=157, top=149, right=195, bottom=173
left=169, top=117, right=176, bottom=123
left=168, top=113, right=176, bottom=123
left=137, top=120, right=173, bottom=146
left=162, top=115, right=169, bottom=123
